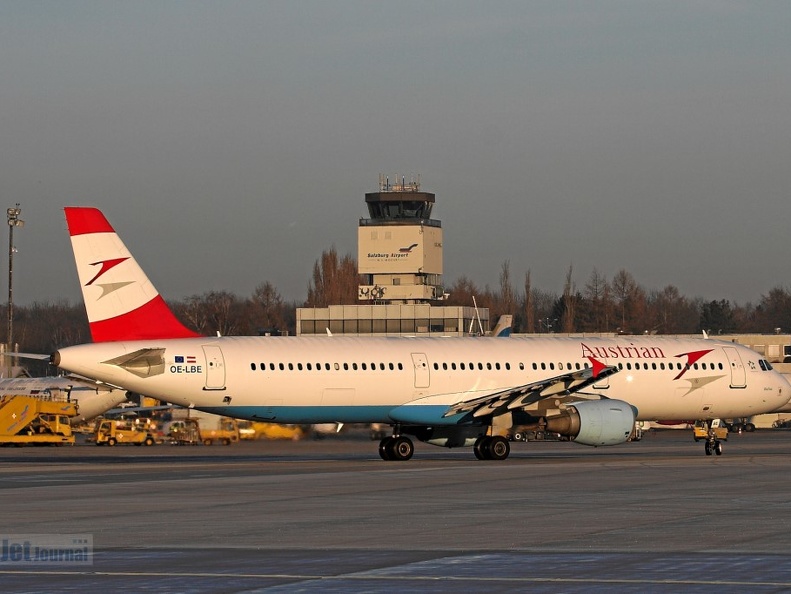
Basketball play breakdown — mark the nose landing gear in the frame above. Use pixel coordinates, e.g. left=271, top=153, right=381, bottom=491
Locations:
left=704, top=437, right=723, bottom=456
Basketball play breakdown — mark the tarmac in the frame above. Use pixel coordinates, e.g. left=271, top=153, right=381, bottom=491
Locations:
left=2, top=428, right=791, bottom=592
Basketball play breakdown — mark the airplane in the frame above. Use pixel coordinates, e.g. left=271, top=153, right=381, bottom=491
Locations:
left=46, top=206, right=791, bottom=460
left=0, top=376, right=128, bottom=423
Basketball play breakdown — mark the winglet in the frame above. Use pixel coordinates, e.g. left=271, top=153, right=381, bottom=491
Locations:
left=587, top=356, right=608, bottom=378
left=65, top=207, right=202, bottom=342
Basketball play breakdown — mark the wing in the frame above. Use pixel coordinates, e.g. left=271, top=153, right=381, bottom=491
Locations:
left=64, top=373, right=129, bottom=392
left=444, top=359, right=620, bottom=419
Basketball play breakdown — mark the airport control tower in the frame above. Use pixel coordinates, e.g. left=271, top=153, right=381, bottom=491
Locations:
left=296, top=175, right=486, bottom=336
left=358, top=175, right=445, bottom=303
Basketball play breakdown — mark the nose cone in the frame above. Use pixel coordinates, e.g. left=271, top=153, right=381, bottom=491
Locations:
left=771, top=372, right=791, bottom=413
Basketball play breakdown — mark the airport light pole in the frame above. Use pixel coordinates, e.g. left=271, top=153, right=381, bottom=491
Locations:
left=7, top=204, right=23, bottom=364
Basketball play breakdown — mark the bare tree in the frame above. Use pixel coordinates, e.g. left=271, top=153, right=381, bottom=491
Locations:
left=248, top=281, right=286, bottom=333
left=581, top=268, right=611, bottom=332
left=561, top=264, right=576, bottom=333
left=445, top=275, right=481, bottom=308
left=494, top=259, right=517, bottom=321
left=522, top=270, right=535, bottom=333
left=306, top=247, right=359, bottom=306
left=177, top=291, right=242, bottom=336
left=754, top=287, right=791, bottom=334
left=648, top=285, right=699, bottom=334
left=611, top=269, right=637, bottom=332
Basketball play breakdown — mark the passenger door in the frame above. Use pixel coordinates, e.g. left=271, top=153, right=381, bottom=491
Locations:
left=411, top=353, right=430, bottom=388
left=723, top=347, right=747, bottom=389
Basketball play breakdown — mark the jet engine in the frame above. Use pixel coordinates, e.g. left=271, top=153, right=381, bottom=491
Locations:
left=545, top=399, right=636, bottom=446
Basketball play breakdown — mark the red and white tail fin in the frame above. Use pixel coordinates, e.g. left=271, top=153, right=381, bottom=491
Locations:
left=65, top=207, right=202, bottom=342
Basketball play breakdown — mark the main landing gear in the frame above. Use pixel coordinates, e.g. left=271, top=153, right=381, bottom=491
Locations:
left=473, top=435, right=510, bottom=461
left=379, top=435, right=414, bottom=461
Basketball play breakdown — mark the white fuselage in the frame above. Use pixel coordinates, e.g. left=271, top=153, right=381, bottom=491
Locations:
left=52, top=335, right=791, bottom=425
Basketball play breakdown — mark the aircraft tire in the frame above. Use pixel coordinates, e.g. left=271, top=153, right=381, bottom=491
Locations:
left=704, top=442, right=712, bottom=456
left=391, top=436, right=414, bottom=461
left=473, top=437, right=487, bottom=460
left=715, top=442, right=723, bottom=456
left=379, top=437, right=393, bottom=461
left=488, top=436, right=510, bottom=461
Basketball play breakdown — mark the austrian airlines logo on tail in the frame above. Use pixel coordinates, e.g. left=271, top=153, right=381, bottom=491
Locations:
left=86, top=257, right=134, bottom=299
left=86, top=257, right=129, bottom=285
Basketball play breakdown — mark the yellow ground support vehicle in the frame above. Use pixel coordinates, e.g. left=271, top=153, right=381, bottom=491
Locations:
left=237, top=421, right=304, bottom=441
left=167, top=417, right=240, bottom=445
left=200, top=417, right=240, bottom=445
left=0, top=395, right=76, bottom=446
left=94, top=419, right=156, bottom=446
left=693, top=419, right=728, bottom=441
left=167, top=419, right=202, bottom=445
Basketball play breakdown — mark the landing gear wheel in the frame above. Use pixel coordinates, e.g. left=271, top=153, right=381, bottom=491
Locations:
left=378, top=437, right=393, bottom=461
left=390, top=436, right=414, bottom=461
left=473, top=436, right=511, bottom=460
left=704, top=441, right=712, bottom=455
left=378, top=436, right=413, bottom=461
left=487, top=436, right=510, bottom=461
left=473, top=437, right=487, bottom=460
left=714, top=441, right=723, bottom=456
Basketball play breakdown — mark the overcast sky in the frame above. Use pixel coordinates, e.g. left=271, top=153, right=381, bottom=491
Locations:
left=1, top=1, right=789, bottom=308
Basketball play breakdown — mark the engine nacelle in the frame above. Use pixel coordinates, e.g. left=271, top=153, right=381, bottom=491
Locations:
left=545, top=399, right=636, bottom=446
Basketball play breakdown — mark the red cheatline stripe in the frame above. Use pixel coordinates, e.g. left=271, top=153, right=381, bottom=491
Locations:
left=64, top=207, right=115, bottom=236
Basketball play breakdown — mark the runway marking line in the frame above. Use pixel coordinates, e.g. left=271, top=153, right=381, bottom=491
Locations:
left=0, top=569, right=790, bottom=587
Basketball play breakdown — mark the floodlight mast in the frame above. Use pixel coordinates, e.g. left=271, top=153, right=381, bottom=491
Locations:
left=7, top=204, right=23, bottom=366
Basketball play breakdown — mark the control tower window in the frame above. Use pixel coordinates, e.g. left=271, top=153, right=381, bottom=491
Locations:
left=368, top=201, right=432, bottom=220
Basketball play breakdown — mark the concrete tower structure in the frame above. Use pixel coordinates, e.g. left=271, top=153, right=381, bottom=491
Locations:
left=296, top=176, right=488, bottom=336
left=358, top=175, right=445, bottom=303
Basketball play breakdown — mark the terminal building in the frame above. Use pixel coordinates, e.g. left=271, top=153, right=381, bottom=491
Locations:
left=296, top=175, right=488, bottom=336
